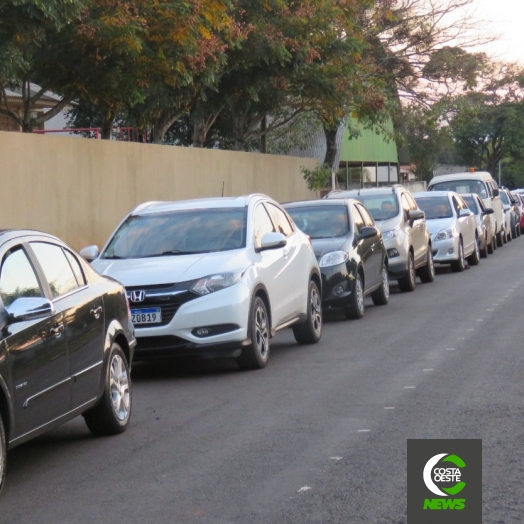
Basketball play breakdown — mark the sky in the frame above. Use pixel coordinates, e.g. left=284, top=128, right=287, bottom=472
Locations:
left=465, top=0, right=524, bottom=65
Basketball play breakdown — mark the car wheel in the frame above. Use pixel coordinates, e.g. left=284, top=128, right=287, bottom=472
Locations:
left=398, top=252, right=416, bottom=292
left=417, top=247, right=435, bottom=283
left=517, top=225, right=521, bottom=237
left=481, top=236, right=489, bottom=258
left=507, top=228, right=512, bottom=242
left=84, top=343, right=132, bottom=436
left=0, top=414, right=6, bottom=495
left=491, top=235, right=497, bottom=252
left=511, top=224, right=517, bottom=238
left=467, top=236, right=480, bottom=265
left=371, top=264, right=390, bottom=305
left=345, top=272, right=365, bottom=319
left=451, top=238, right=465, bottom=272
left=237, top=296, right=270, bottom=369
left=293, top=280, right=322, bottom=344
left=496, top=230, right=504, bottom=247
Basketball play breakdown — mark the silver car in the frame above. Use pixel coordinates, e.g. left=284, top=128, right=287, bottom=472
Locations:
left=325, top=185, right=434, bottom=292
left=413, top=191, right=479, bottom=272
left=462, top=193, right=496, bottom=258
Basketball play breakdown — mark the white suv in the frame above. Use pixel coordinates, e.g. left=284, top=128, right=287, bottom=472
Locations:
left=81, top=195, right=322, bottom=370
left=325, top=185, right=434, bottom=292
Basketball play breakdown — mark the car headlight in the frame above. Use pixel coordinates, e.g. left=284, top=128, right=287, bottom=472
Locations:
left=319, top=251, right=348, bottom=268
left=434, top=228, right=453, bottom=241
left=382, top=230, right=398, bottom=241
left=191, top=272, right=243, bottom=296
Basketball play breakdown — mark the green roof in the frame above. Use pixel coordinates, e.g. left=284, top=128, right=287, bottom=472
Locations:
left=339, top=118, right=398, bottom=164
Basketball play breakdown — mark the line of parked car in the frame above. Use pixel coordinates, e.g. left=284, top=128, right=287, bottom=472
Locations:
left=0, top=170, right=520, bottom=493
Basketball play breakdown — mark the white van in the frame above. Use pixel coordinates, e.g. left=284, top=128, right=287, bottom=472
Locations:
left=427, top=172, right=506, bottom=246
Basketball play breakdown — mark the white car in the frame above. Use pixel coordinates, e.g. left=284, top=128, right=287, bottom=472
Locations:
left=80, top=195, right=322, bottom=370
left=413, top=191, right=479, bottom=272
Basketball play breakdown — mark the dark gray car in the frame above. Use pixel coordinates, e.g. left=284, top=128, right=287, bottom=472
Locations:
left=0, top=230, right=136, bottom=494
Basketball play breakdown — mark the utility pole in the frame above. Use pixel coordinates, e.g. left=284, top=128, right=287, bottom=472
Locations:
left=498, top=160, right=502, bottom=186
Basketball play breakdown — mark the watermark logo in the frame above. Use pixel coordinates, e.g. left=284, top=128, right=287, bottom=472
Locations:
left=407, top=440, right=481, bottom=523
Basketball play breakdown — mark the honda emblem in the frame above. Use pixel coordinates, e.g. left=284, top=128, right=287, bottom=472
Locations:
left=129, top=290, right=146, bottom=303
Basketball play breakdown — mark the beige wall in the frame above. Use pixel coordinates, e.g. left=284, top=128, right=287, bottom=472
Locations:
left=0, top=131, right=318, bottom=250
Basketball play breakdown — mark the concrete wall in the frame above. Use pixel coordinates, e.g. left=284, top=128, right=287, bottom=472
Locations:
left=0, top=132, right=317, bottom=251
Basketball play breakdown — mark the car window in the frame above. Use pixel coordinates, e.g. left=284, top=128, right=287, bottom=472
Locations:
left=64, top=249, right=86, bottom=286
left=356, top=204, right=374, bottom=227
left=253, top=204, right=276, bottom=248
left=104, top=208, right=247, bottom=258
left=30, top=242, right=80, bottom=298
left=401, top=194, right=411, bottom=221
left=351, top=204, right=365, bottom=233
left=476, top=197, right=486, bottom=213
left=462, top=195, right=478, bottom=214
left=286, top=205, right=349, bottom=239
left=416, top=197, right=453, bottom=219
left=429, top=179, right=489, bottom=198
left=265, top=203, right=294, bottom=237
left=0, top=246, right=44, bottom=307
left=353, top=194, right=398, bottom=221
left=452, top=196, right=466, bottom=215
left=405, top=193, right=418, bottom=211
left=500, top=191, right=509, bottom=205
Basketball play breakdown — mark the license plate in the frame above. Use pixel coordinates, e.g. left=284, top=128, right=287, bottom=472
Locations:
left=131, top=308, right=162, bottom=325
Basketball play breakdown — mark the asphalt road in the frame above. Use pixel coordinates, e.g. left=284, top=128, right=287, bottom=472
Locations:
left=2, top=237, right=524, bottom=524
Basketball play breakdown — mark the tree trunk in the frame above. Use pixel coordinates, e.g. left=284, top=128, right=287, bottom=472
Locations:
left=101, top=114, right=115, bottom=140
left=260, top=116, right=267, bottom=153
left=323, top=125, right=339, bottom=170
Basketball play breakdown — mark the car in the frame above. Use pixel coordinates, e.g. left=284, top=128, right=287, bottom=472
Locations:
left=512, top=191, right=524, bottom=232
left=413, top=191, right=479, bottom=272
left=461, top=193, right=496, bottom=258
left=80, top=195, right=322, bottom=370
left=500, top=188, right=520, bottom=240
left=0, top=230, right=136, bottom=494
left=325, top=185, right=434, bottom=292
left=283, top=198, right=389, bottom=320
left=427, top=171, right=506, bottom=247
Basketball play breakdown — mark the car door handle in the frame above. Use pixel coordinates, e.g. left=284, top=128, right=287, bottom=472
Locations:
left=90, top=306, right=103, bottom=319
left=50, top=323, right=64, bottom=338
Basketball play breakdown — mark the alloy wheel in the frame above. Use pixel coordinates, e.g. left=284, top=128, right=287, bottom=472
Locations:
left=110, top=354, right=130, bottom=422
left=356, top=276, right=364, bottom=315
left=310, top=285, right=322, bottom=337
left=382, top=267, right=390, bottom=300
left=254, top=304, right=269, bottom=359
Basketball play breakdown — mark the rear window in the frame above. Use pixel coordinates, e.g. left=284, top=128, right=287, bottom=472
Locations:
left=416, top=197, right=453, bottom=219
left=429, top=179, right=488, bottom=198
left=286, top=206, right=349, bottom=239
left=462, top=196, right=478, bottom=214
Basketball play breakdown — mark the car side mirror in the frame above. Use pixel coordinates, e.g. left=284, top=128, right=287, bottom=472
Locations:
left=408, top=209, right=425, bottom=226
left=358, top=226, right=379, bottom=240
left=459, top=209, right=473, bottom=218
left=492, top=188, right=500, bottom=197
left=80, top=245, right=100, bottom=262
left=257, top=232, right=287, bottom=252
left=5, top=297, right=55, bottom=324
left=483, top=207, right=494, bottom=215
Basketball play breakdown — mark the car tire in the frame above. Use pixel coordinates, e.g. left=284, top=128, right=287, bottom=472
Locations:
left=507, top=228, right=512, bottom=242
left=371, top=264, right=390, bottom=305
left=398, top=252, right=416, bottom=292
left=417, top=248, right=435, bottom=283
left=492, top=235, right=497, bottom=251
left=517, top=225, right=521, bottom=237
left=467, top=236, right=480, bottom=265
left=84, top=343, right=132, bottom=436
left=451, top=238, right=466, bottom=272
left=293, top=280, right=322, bottom=344
left=345, top=272, right=365, bottom=319
left=0, top=414, right=6, bottom=495
left=511, top=224, right=517, bottom=239
left=496, top=230, right=504, bottom=247
left=480, top=238, right=489, bottom=258
left=237, top=296, right=270, bottom=369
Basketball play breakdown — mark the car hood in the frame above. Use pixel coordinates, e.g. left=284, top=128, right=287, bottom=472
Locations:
left=91, top=249, right=251, bottom=286
left=374, top=217, right=399, bottom=234
left=310, top=237, right=348, bottom=259
left=426, top=217, right=454, bottom=236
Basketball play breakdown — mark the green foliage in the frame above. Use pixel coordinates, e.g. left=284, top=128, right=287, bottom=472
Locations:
left=301, top=164, right=332, bottom=193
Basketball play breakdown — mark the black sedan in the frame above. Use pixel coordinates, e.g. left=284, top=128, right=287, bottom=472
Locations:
left=283, top=199, right=389, bottom=319
left=0, top=230, right=136, bottom=493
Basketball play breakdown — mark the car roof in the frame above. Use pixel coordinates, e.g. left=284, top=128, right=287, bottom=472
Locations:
left=283, top=198, right=357, bottom=208
left=0, top=229, right=65, bottom=247
left=413, top=191, right=454, bottom=198
left=428, top=171, right=493, bottom=183
left=131, top=194, right=271, bottom=215
left=326, top=185, right=404, bottom=198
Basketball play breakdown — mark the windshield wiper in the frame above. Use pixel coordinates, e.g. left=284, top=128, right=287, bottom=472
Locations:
left=103, top=255, right=122, bottom=259
left=142, top=250, right=208, bottom=258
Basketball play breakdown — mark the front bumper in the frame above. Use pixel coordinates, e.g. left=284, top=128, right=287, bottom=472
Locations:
left=383, top=233, right=409, bottom=278
left=431, top=237, right=459, bottom=263
left=320, top=261, right=357, bottom=309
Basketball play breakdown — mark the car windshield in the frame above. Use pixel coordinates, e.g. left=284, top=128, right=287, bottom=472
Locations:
left=462, top=196, right=478, bottom=214
left=103, top=208, right=247, bottom=259
left=286, top=206, right=349, bottom=239
left=416, top=197, right=453, bottom=219
left=352, top=195, right=399, bottom=221
left=429, top=179, right=488, bottom=198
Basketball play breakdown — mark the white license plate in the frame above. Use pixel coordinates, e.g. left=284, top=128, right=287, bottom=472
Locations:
left=131, top=308, right=162, bottom=325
